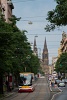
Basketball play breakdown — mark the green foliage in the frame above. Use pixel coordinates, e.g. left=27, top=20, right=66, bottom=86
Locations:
left=55, top=53, right=67, bottom=73
left=0, top=14, right=40, bottom=94
left=45, top=0, right=67, bottom=31
left=9, top=15, right=21, bottom=26
left=0, top=18, right=31, bottom=74
left=27, top=54, right=40, bottom=74
left=0, top=23, right=13, bottom=73
left=0, top=16, right=40, bottom=76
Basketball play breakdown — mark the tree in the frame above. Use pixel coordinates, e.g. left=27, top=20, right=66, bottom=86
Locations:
left=9, top=15, right=21, bottom=27
left=0, top=23, right=13, bottom=94
left=55, top=53, right=67, bottom=73
left=0, top=13, right=40, bottom=94
left=0, top=15, right=31, bottom=93
left=11, top=30, right=33, bottom=86
left=45, top=0, right=67, bottom=31
left=29, top=54, right=40, bottom=74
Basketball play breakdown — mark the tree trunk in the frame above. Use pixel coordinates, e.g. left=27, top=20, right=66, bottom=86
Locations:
left=0, top=75, right=3, bottom=94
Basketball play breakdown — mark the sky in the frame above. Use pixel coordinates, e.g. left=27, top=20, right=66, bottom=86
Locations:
left=12, top=0, right=67, bottom=64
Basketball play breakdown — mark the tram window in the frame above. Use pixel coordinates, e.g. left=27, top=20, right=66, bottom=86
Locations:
left=19, top=74, right=32, bottom=86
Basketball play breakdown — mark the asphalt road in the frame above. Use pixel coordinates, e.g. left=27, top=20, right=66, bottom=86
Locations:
left=3, top=77, right=50, bottom=100
left=52, top=84, right=67, bottom=100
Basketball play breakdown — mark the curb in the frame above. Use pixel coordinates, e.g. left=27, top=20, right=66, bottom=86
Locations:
left=57, top=87, right=63, bottom=92
left=51, top=90, right=62, bottom=100
left=0, top=92, right=16, bottom=100
left=49, top=84, right=62, bottom=92
left=50, top=87, right=62, bottom=100
left=0, top=88, right=18, bottom=100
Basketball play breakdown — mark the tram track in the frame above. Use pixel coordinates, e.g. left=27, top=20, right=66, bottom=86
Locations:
left=21, top=78, right=48, bottom=100
left=20, top=79, right=39, bottom=100
left=4, top=77, right=50, bottom=100
left=4, top=79, right=39, bottom=100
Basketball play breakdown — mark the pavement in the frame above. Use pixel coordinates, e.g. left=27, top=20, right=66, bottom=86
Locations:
left=48, top=84, right=62, bottom=100
left=50, top=84, right=62, bottom=92
left=0, top=87, right=18, bottom=100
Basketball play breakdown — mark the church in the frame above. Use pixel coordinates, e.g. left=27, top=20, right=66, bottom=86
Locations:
left=42, top=37, right=49, bottom=74
left=33, top=37, right=49, bottom=74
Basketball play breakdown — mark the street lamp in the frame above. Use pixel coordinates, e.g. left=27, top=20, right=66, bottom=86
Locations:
left=28, top=21, right=33, bottom=24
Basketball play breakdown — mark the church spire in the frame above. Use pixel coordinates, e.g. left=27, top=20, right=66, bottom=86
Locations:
left=42, top=37, right=49, bottom=65
left=33, top=37, right=38, bottom=56
left=44, top=37, right=47, bottom=51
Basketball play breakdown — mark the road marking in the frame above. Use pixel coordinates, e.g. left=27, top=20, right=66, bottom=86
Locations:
left=34, top=83, right=47, bottom=85
left=51, top=87, right=62, bottom=100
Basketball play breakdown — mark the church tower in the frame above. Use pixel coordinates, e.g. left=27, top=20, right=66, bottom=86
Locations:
left=42, top=37, right=49, bottom=65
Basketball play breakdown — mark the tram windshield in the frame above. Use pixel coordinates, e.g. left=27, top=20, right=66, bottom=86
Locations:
left=19, top=73, right=32, bottom=86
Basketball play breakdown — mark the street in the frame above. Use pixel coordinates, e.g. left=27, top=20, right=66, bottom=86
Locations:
left=52, top=84, right=67, bottom=100
left=3, top=77, right=50, bottom=100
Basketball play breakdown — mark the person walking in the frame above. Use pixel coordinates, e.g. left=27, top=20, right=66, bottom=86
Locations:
left=5, top=80, right=9, bottom=92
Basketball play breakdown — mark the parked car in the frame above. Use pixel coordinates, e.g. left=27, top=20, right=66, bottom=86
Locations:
left=58, top=82, right=65, bottom=87
left=62, top=79, right=67, bottom=83
left=55, top=79, right=61, bottom=84
left=65, top=79, right=67, bottom=83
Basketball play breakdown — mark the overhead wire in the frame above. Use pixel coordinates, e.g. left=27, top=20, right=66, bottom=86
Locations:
left=26, top=33, right=62, bottom=35
left=12, top=0, right=44, bottom=3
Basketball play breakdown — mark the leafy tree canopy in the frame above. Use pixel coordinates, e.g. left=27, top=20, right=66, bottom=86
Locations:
left=55, top=52, right=67, bottom=73
left=45, top=0, right=67, bottom=31
left=0, top=13, right=40, bottom=94
left=0, top=16, right=31, bottom=74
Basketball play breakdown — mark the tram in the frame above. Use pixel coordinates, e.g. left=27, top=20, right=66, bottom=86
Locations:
left=18, top=72, right=35, bottom=92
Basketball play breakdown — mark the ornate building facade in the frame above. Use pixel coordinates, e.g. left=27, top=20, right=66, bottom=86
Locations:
left=33, top=37, right=38, bottom=56
left=42, top=38, right=49, bottom=74
left=42, top=38, right=49, bottom=65
left=0, top=0, right=14, bottom=23
left=61, top=32, right=67, bottom=53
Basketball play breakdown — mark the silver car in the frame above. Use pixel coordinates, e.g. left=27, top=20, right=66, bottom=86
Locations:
left=58, top=82, right=65, bottom=87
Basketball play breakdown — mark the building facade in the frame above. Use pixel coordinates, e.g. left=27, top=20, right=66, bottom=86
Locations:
left=0, top=0, right=14, bottom=23
left=42, top=38, right=49, bottom=65
left=33, top=37, right=38, bottom=56
left=0, top=0, right=14, bottom=91
left=42, top=38, right=49, bottom=74
left=61, top=32, right=67, bottom=53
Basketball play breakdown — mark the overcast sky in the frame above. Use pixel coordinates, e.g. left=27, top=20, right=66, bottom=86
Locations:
left=12, top=0, right=67, bottom=64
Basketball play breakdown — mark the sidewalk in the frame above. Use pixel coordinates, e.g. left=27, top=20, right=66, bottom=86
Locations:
left=0, top=87, right=18, bottom=100
left=50, top=83, right=62, bottom=92
left=48, top=84, right=62, bottom=100
left=0, top=79, right=38, bottom=100
left=50, top=85, right=62, bottom=92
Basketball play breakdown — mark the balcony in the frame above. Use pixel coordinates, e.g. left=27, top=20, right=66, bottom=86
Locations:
left=61, top=38, right=67, bottom=52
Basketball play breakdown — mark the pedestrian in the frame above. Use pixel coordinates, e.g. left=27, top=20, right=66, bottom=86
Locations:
left=51, top=78, right=55, bottom=87
left=5, top=80, right=9, bottom=92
